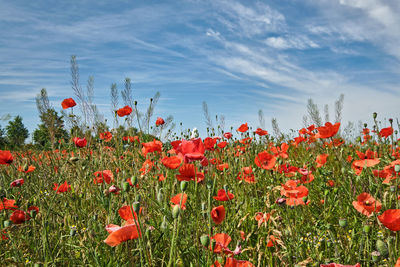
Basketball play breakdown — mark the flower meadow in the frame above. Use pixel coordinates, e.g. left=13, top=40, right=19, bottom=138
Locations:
left=1, top=101, right=400, bottom=267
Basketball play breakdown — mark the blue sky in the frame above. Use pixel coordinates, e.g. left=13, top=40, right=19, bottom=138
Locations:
left=1, top=0, right=400, bottom=139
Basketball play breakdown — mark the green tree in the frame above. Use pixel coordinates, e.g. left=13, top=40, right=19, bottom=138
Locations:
left=6, top=116, right=29, bottom=148
left=33, top=109, right=68, bottom=149
left=0, top=125, right=8, bottom=149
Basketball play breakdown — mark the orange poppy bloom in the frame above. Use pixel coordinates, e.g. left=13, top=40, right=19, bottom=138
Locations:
left=237, top=166, right=256, bottom=183
left=378, top=209, right=400, bottom=231
left=176, top=164, right=204, bottom=183
left=99, top=131, right=112, bottom=142
left=0, top=198, right=17, bottom=210
left=214, top=189, right=235, bottom=201
left=379, top=126, right=393, bottom=138
left=210, top=233, right=232, bottom=254
left=156, top=117, right=165, bottom=126
left=216, top=163, right=229, bottom=171
left=176, top=138, right=205, bottom=163
left=224, top=258, right=255, bottom=267
left=271, top=143, right=289, bottom=159
left=0, top=150, right=13, bottom=165
left=118, top=205, right=142, bottom=223
left=61, top=98, right=76, bottom=109
left=352, top=193, right=381, bottom=217
left=170, top=193, right=187, bottom=210
left=254, top=151, right=276, bottom=170
left=18, top=165, right=36, bottom=173
left=53, top=181, right=71, bottom=193
left=255, top=212, right=270, bottom=228
left=223, top=132, right=233, bottom=139
left=161, top=156, right=182, bottom=169
left=139, top=159, right=154, bottom=175
left=316, top=154, right=328, bottom=168
left=116, top=105, right=133, bottom=117
left=395, top=257, right=400, bottom=267
left=104, top=224, right=141, bottom=247
left=320, top=263, right=360, bottom=267
left=352, top=158, right=380, bottom=168
left=280, top=180, right=309, bottom=206
left=237, top=123, right=248, bottom=133
left=254, top=128, right=268, bottom=136
left=315, top=122, right=340, bottom=139
left=211, top=205, right=226, bottom=225
left=217, top=141, right=227, bottom=149
left=141, top=139, right=162, bottom=156
left=93, top=170, right=114, bottom=184
left=267, top=235, right=277, bottom=247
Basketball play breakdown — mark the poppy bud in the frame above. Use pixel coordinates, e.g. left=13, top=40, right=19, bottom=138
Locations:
left=371, top=251, right=380, bottom=262
left=122, top=182, right=130, bottom=192
left=200, top=235, right=210, bottom=247
left=324, top=189, right=329, bottom=196
left=394, top=165, right=400, bottom=173
left=339, top=218, right=347, bottom=227
left=206, top=180, right=213, bottom=190
left=180, top=181, right=188, bottom=192
left=172, top=205, right=180, bottom=219
left=210, top=239, right=216, bottom=251
left=389, top=118, right=393, bottom=124
left=333, top=188, right=339, bottom=194
left=373, top=112, right=377, bottom=119
left=3, top=220, right=11, bottom=227
left=302, top=196, right=308, bottom=203
left=363, top=123, right=367, bottom=128
left=134, top=101, right=137, bottom=106
left=276, top=198, right=286, bottom=205
left=376, top=240, right=388, bottom=258
left=23, top=163, right=29, bottom=172
left=157, top=189, right=163, bottom=203
left=160, top=216, right=168, bottom=230
left=132, top=201, right=140, bottom=214
left=130, top=176, right=138, bottom=186
left=356, top=136, right=361, bottom=143
left=363, top=225, right=371, bottom=233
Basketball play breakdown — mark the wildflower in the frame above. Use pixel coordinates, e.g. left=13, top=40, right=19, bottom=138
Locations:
left=254, top=151, right=276, bottom=170
left=161, top=156, right=182, bottom=169
left=379, top=127, right=393, bottom=138
left=316, top=154, right=328, bottom=168
left=315, top=122, right=340, bottom=139
left=352, top=193, right=381, bottom=217
left=211, top=205, right=226, bottom=225
left=141, top=139, right=162, bottom=156
left=254, top=128, right=268, bottom=136
left=0, top=150, right=13, bottom=165
left=214, top=189, right=234, bottom=201
left=61, top=98, right=76, bottom=109
left=170, top=193, right=187, bottom=210
left=223, top=132, right=233, bottom=139
left=378, top=209, right=400, bottom=231
left=156, top=117, right=165, bottom=126
left=176, top=164, right=204, bottom=183
left=93, top=170, right=114, bottom=184
left=53, top=181, right=71, bottom=193
left=10, top=178, right=24, bottom=188
left=18, top=165, right=36, bottom=173
left=254, top=212, right=270, bottom=228
left=10, top=210, right=30, bottom=224
left=116, top=105, right=132, bottom=117
left=0, top=198, right=17, bottom=210
left=73, top=137, right=87, bottom=148
left=99, top=131, right=112, bottom=142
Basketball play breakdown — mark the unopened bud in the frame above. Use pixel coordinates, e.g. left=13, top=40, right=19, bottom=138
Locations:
left=373, top=112, right=377, bottom=119
left=122, top=182, right=130, bottom=192
left=200, top=235, right=210, bottom=247
left=132, top=201, right=140, bottom=214
left=172, top=205, right=181, bottom=219
left=180, top=181, right=188, bottom=192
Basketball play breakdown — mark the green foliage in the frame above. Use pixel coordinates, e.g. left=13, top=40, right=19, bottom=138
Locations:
left=0, top=125, right=8, bottom=149
left=6, top=115, right=29, bottom=148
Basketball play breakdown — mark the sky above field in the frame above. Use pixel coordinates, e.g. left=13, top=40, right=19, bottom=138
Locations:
left=1, top=0, right=400, bottom=139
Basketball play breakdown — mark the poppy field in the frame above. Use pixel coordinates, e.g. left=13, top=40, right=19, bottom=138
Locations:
left=1, top=104, right=400, bottom=266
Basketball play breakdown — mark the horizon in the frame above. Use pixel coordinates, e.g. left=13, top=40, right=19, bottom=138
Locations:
left=1, top=0, right=399, bottom=140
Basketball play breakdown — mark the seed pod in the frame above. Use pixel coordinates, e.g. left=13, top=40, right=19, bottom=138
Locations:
left=122, top=182, right=130, bottom=192
left=376, top=240, right=388, bottom=258
left=373, top=112, right=377, bottom=119
left=131, top=176, right=138, bottom=186
left=160, top=216, right=168, bottom=230
left=172, top=205, right=181, bottom=219
left=200, top=235, right=210, bottom=247
left=394, top=165, right=400, bottom=173
left=363, top=225, right=371, bottom=233
left=339, top=218, right=347, bottom=227
left=157, top=189, right=163, bottom=203
left=132, top=201, right=140, bottom=214
left=3, top=220, right=11, bottom=227
left=180, top=181, right=188, bottom=192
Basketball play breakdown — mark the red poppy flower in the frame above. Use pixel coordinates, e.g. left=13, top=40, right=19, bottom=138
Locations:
left=27, top=206, right=39, bottom=215
left=217, top=141, right=227, bottom=149
left=10, top=210, right=30, bottom=224
left=61, top=98, right=76, bottom=109
left=0, top=150, right=13, bottom=165
left=170, top=193, right=187, bottom=210
left=73, top=137, right=87, bottom=148
left=254, top=151, right=276, bottom=170
left=139, top=159, right=154, bottom=176
left=104, top=223, right=141, bottom=247
left=156, top=117, right=165, bottom=126
left=267, top=235, right=277, bottom=247
left=320, top=263, right=360, bottom=267
left=270, top=143, right=289, bottom=159
left=53, top=181, right=71, bottom=193
left=176, top=138, right=205, bottom=163
left=255, top=212, right=270, bottom=228
left=352, top=193, right=381, bottom=217
left=116, top=105, right=133, bottom=117
left=118, top=205, right=142, bottom=222
left=161, top=156, right=182, bottom=169
left=93, top=170, right=114, bottom=184
left=18, top=165, right=36, bottom=173
left=237, top=123, right=248, bottom=133
left=395, top=257, right=400, bottom=267
left=141, top=139, right=162, bottom=156
left=210, top=233, right=232, bottom=254
left=254, top=128, right=268, bottom=136
left=217, top=163, right=229, bottom=171
left=224, top=258, right=255, bottom=267
left=176, top=164, right=204, bottom=183
left=10, top=178, right=24, bottom=188
left=0, top=198, right=17, bottom=210
left=223, top=132, right=233, bottom=139
left=378, top=209, right=400, bottom=231
left=237, top=166, right=256, bottom=183
left=211, top=205, right=226, bottom=225
left=315, top=122, right=340, bottom=139
left=99, top=131, right=112, bottom=142
left=316, top=154, right=328, bottom=168
left=204, top=137, right=218, bottom=151
left=379, top=126, right=393, bottom=138
left=280, top=180, right=309, bottom=206
left=214, top=189, right=234, bottom=201
left=352, top=159, right=380, bottom=168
